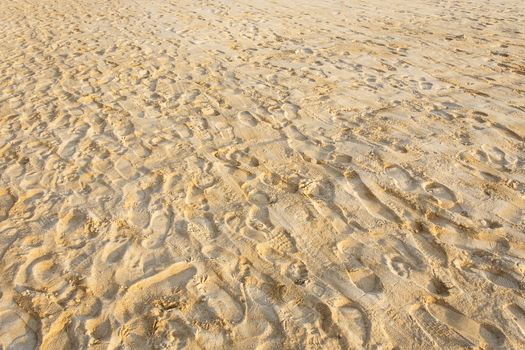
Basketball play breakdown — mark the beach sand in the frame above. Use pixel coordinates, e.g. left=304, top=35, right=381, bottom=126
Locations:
left=0, top=0, right=524, bottom=348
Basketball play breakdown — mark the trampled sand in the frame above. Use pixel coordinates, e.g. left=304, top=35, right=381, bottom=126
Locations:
left=0, top=0, right=524, bottom=348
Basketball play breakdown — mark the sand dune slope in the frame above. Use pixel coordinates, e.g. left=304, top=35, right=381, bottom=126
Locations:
left=0, top=0, right=524, bottom=348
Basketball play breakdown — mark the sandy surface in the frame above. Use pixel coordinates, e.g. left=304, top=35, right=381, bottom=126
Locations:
left=0, top=0, right=524, bottom=348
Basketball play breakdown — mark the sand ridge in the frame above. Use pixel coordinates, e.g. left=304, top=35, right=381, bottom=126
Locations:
left=0, top=0, right=524, bottom=348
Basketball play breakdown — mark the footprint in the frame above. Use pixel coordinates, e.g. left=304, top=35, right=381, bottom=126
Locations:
left=427, top=277, right=452, bottom=296
left=505, top=304, right=525, bottom=337
left=236, top=280, right=283, bottom=347
left=29, top=258, right=69, bottom=296
left=224, top=211, right=264, bottom=242
left=419, top=81, right=433, bottom=90
left=0, top=187, right=15, bottom=221
left=267, top=105, right=289, bottom=129
left=0, top=309, right=39, bottom=349
left=427, top=301, right=506, bottom=347
left=41, top=314, right=76, bottom=350
left=237, top=110, right=258, bottom=126
left=14, top=248, right=65, bottom=295
left=187, top=214, right=218, bottom=241
left=256, top=226, right=297, bottom=263
left=304, top=324, right=340, bottom=350
left=344, top=170, right=400, bottom=223
left=385, top=255, right=410, bottom=278
left=426, top=302, right=478, bottom=340
left=87, top=249, right=124, bottom=298
left=305, top=193, right=357, bottom=237
left=409, top=304, right=473, bottom=349
left=495, top=200, right=524, bottom=226
left=197, top=277, right=244, bottom=324
left=481, top=144, right=518, bottom=170
left=332, top=299, right=369, bottom=349
left=57, top=125, right=88, bottom=159
left=114, top=261, right=197, bottom=322
left=423, top=181, right=457, bottom=209
left=126, top=138, right=151, bottom=158
left=302, top=178, right=335, bottom=202
left=124, top=188, right=151, bottom=229
left=175, top=123, right=192, bottom=138
left=456, top=149, right=501, bottom=181
left=9, top=189, right=44, bottom=220
left=99, top=241, right=128, bottom=265
left=337, top=239, right=383, bottom=294
left=111, top=116, right=135, bottom=137
left=384, top=164, right=417, bottom=191
left=410, top=228, right=448, bottom=267
left=479, top=324, right=506, bottom=347
left=281, top=103, right=300, bottom=120
left=346, top=268, right=384, bottom=294
left=115, top=157, right=138, bottom=180
left=280, top=259, right=308, bottom=286
left=481, top=268, right=522, bottom=290
left=54, top=208, right=91, bottom=248
left=142, top=207, right=172, bottom=249
left=85, top=317, right=112, bottom=344
left=284, top=127, right=333, bottom=163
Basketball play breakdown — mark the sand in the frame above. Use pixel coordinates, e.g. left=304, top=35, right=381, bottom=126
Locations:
left=0, top=0, right=524, bottom=348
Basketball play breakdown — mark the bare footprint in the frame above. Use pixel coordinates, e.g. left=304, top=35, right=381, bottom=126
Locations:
left=385, top=255, right=410, bottom=278
left=196, top=276, right=244, bottom=324
left=346, top=268, right=384, bottom=294
left=281, top=258, right=309, bottom=286
left=481, top=144, right=518, bottom=170
left=337, top=239, right=383, bottom=294
left=423, top=181, right=457, bottom=209
left=384, top=164, right=417, bottom=191
left=142, top=207, right=172, bottom=249
left=332, top=299, right=369, bottom=348
left=281, top=102, right=300, bottom=120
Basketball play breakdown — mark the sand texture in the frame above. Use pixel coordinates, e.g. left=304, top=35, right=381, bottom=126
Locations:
left=1, top=0, right=525, bottom=348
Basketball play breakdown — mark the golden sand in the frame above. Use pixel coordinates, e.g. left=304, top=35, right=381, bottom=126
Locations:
left=0, top=0, right=524, bottom=348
